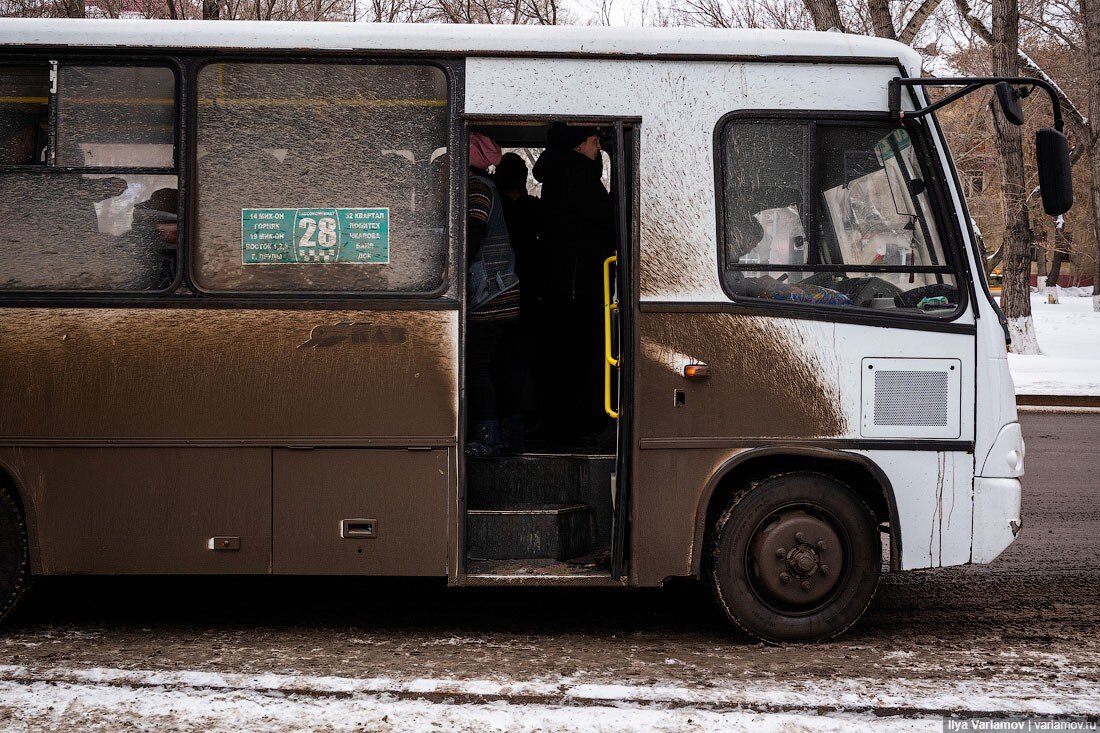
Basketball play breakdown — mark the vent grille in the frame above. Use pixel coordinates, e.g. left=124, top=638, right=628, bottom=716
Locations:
left=874, top=370, right=949, bottom=426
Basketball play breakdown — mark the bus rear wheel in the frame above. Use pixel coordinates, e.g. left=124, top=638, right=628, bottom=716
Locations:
left=0, top=485, right=29, bottom=623
left=709, top=472, right=880, bottom=643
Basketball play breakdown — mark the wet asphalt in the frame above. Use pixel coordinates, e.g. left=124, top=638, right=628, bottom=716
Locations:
left=0, top=411, right=1097, bottom=718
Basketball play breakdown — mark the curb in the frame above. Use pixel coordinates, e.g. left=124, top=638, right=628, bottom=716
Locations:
left=1016, top=395, right=1100, bottom=408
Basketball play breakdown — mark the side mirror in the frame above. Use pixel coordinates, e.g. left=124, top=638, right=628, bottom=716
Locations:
left=1036, top=127, right=1073, bottom=216
left=996, top=82, right=1026, bottom=125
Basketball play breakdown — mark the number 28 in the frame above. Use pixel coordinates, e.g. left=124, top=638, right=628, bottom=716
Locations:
left=299, top=217, right=338, bottom=248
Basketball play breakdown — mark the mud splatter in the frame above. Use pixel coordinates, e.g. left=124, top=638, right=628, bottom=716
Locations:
left=639, top=312, right=846, bottom=438
left=0, top=308, right=458, bottom=440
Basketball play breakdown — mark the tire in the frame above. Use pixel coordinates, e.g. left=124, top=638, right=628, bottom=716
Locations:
left=0, top=485, right=29, bottom=624
left=709, top=472, right=880, bottom=643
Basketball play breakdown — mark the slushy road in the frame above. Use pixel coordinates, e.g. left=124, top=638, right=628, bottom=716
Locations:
left=0, top=412, right=1096, bottom=731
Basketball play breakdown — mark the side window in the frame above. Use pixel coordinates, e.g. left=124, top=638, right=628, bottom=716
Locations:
left=720, top=118, right=960, bottom=317
left=193, top=62, right=449, bottom=294
left=57, top=66, right=175, bottom=167
left=0, top=63, right=178, bottom=292
left=0, top=66, right=48, bottom=166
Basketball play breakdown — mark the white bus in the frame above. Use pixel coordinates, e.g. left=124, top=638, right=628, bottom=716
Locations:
left=0, top=19, right=1070, bottom=642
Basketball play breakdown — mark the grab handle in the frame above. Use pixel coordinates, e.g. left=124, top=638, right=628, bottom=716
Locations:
left=603, top=255, right=620, bottom=419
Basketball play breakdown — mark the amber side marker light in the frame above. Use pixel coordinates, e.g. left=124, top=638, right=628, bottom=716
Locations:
left=682, top=363, right=710, bottom=379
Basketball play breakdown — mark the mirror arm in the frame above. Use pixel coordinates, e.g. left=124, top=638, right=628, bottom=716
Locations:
left=889, top=76, right=1065, bottom=132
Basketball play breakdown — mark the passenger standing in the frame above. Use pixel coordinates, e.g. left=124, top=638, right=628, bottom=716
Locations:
left=494, top=152, right=544, bottom=435
left=494, top=152, right=543, bottom=299
left=466, top=133, right=524, bottom=458
left=532, top=123, right=615, bottom=442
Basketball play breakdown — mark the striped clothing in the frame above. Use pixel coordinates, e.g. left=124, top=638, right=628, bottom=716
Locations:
left=468, top=174, right=520, bottom=319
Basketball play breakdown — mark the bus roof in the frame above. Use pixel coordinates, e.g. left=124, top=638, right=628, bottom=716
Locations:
left=0, top=19, right=921, bottom=72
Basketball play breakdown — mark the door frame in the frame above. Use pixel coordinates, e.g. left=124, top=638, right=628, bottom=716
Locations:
left=453, top=114, right=641, bottom=585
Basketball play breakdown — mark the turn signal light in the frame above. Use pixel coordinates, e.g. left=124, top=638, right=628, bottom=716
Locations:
left=682, top=363, right=710, bottom=379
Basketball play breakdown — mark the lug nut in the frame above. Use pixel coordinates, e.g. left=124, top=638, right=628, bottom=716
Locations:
left=820, top=565, right=830, bottom=576
left=779, top=573, right=791, bottom=584
left=795, top=532, right=805, bottom=542
left=801, top=580, right=812, bottom=592
left=817, top=541, right=827, bottom=551
left=775, top=548, right=786, bottom=558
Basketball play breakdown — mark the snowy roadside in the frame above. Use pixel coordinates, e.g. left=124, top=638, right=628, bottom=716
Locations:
left=0, top=676, right=935, bottom=733
left=1006, top=290, right=1100, bottom=397
left=0, top=659, right=1095, bottom=732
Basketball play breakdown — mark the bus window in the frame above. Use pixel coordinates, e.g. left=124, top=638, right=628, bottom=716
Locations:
left=0, top=64, right=177, bottom=292
left=0, top=66, right=48, bottom=166
left=57, top=66, right=175, bottom=168
left=720, top=119, right=960, bottom=316
left=193, top=62, right=449, bottom=294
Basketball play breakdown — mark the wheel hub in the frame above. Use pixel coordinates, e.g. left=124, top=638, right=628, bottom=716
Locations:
left=748, top=508, right=844, bottom=610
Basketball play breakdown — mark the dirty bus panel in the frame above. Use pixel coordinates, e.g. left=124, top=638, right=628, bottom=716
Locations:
left=0, top=53, right=458, bottom=581
left=0, top=22, right=1038, bottom=645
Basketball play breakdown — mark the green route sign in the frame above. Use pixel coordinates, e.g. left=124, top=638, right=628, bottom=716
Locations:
left=241, top=207, right=389, bottom=265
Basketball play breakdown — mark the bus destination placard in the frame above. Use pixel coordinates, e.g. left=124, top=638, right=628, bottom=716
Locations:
left=241, top=208, right=390, bottom=265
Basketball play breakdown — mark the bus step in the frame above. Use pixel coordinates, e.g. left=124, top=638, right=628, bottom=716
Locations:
left=467, top=503, right=596, bottom=561
left=466, top=454, right=614, bottom=510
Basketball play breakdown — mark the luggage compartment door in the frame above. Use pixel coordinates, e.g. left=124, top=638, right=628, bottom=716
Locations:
left=273, top=448, right=449, bottom=575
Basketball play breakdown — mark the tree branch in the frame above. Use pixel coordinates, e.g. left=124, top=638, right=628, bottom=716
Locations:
left=898, top=0, right=943, bottom=44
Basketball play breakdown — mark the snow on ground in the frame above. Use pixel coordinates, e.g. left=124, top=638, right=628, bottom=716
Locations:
left=0, top=677, right=937, bottom=733
left=0, top=661, right=1095, bottom=732
left=1007, top=289, right=1100, bottom=396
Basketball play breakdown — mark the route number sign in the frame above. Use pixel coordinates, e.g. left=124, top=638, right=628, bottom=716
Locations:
left=241, top=208, right=390, bottom=265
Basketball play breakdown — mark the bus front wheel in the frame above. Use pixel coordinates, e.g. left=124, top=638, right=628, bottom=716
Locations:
left=0, top=485, right=29, bottom=623
left=709, top=472, right=880, bottom=643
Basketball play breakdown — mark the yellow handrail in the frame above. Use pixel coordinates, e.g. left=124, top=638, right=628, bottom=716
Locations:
left=603, top=255, right=620, bottom=419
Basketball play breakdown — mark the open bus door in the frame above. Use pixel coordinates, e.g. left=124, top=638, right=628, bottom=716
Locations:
left=461, top=117, right=637, bottom=581
left=609, top=120, right=636, bottom=581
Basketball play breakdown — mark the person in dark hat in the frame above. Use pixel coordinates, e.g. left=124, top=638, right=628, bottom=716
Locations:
left=532, top=123, right=615, bottom=444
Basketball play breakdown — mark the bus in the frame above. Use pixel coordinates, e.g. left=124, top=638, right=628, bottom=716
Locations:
left=0, top=19, right=1071, bottom=642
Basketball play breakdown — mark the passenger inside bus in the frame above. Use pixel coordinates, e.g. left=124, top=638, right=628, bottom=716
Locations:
left=464, top=121, right=621, bottom=576
left=532, top=123, right=616, bottom=447
left=465, top=132, right=524, bottom=459
left=463, top=122, right=618, bottom=457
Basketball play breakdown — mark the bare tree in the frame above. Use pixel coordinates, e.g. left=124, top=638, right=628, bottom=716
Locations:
left=803, top=0, right=846, bottom=30
left=954, top=0, right=1090, bottom=336
left=866, top=0, right=895, bottom=36
left=52, top=0, right=85, bottom=16
left=1086, top=0, right=1100, bottom=310
left=986, top=0, right=1042, bottom=351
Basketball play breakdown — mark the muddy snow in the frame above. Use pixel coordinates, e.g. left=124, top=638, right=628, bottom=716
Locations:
left=0, top=412, right=1096, bottom=732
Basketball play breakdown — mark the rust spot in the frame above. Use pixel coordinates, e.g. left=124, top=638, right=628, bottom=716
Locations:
left=639, top=313, right=846, bottom=438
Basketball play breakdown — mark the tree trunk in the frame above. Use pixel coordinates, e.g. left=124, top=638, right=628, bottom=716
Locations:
left=898, top=0, right=944, bottom=44
left=54, top=0, right=85, bottom=16
left=1085, top=0, right=1100, bottom=312
left=1044, top=239, right=1067, bottom=303
left=802, top=0, right=845, bottom=31
left=203, top=0, right=220, bottom=18
left=991, top=0, right=1040, bottom=353
left=867, top=0, right=896, bottom=38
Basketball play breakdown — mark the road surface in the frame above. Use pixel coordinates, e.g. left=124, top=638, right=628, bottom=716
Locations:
left=0, top=412, right=1097, bottom=731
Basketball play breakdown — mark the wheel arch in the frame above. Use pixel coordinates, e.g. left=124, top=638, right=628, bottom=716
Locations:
left=691, top=446, right=901, bottom=575
left=0, top=454, right=39, bottom=574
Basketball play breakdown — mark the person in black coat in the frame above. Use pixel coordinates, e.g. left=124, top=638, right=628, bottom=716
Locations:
left=532, top=123, right=616, bottom=443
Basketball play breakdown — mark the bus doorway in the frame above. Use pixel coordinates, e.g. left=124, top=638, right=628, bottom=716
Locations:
left=461, top=120, right=636, bottom=580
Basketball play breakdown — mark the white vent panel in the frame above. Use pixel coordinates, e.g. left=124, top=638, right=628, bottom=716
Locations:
left=860, top=358, right=961, bottom=439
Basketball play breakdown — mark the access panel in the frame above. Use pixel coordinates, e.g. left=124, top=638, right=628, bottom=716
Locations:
left=273, top=448, right=449, bottom=575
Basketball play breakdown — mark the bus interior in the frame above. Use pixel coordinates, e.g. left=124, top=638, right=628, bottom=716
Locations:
left=463, top=120, right=634, bottom=578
